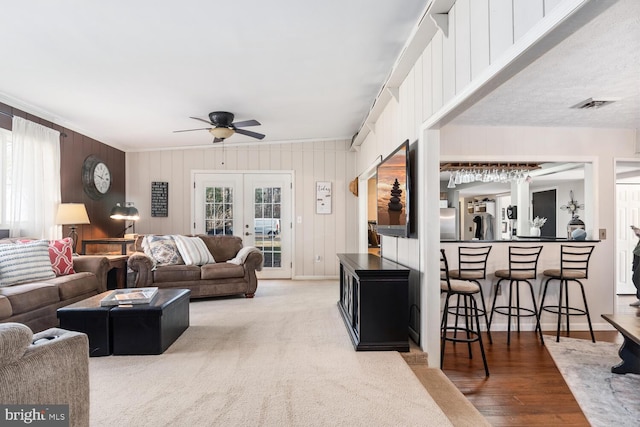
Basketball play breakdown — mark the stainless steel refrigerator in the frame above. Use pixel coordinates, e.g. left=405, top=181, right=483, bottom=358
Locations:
left=440, top=208, right=458, bottom=240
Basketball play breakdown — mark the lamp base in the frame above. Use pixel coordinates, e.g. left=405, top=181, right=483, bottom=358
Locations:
left=68, top=226, right=79, bottom=255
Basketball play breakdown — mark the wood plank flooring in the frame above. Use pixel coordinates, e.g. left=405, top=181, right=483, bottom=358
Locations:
left=439, top=330, right=620, bottom=426
left=418, top=295, right=636, bottom=425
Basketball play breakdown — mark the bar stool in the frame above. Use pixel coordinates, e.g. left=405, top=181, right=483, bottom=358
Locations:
left=489, top=246, right=544, bottom=345
left=448, top=246, right=492, bottom=344
left=539, top=245, right=595, bottom=343
left=440, top=249, right=489, bottom=377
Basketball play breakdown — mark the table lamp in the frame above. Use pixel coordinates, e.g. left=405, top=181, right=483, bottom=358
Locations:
left=110, top=202, right=139, bottom=237
left=56, top=203, right=90, bottom=255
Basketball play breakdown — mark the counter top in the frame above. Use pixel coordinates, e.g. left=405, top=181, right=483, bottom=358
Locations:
left=441, top=238, right=601, bottom=243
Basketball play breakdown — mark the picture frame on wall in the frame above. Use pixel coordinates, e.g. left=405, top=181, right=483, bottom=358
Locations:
left=316, top=181, right=332, bottom=214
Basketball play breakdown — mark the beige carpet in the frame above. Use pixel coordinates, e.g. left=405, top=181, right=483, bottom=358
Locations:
left=89, top=280, right=452, bottom=426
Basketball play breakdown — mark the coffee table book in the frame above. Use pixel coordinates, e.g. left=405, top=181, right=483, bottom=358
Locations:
left=100, top=287, right=159, bottom=306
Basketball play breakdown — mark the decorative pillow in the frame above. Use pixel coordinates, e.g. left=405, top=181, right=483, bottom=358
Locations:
left=142, top=235, right=183, bottom=266
left=48, top=238, right=75, bottom=276
left=173, top=235, right=215, bottom=266
left=0, top=240, right=56, bottom=287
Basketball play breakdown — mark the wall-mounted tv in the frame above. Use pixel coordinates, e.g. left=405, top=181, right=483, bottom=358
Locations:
left=377, top=140, right=411, bottom=238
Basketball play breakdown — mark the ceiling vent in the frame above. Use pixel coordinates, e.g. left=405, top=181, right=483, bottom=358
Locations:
left=571, top=98, right=617, bottom=109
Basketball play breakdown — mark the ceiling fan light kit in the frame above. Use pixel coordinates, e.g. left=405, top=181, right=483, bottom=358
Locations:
left=173, top=111, right=265, bottom=143
left=209, top=127, right=235, bottom=139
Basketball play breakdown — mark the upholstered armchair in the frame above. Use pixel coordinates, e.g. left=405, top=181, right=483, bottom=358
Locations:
left=0, top=323, right=90, bottom=426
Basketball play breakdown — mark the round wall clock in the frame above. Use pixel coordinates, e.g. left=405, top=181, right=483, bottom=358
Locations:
left=82, top=155, right=111, bottom=199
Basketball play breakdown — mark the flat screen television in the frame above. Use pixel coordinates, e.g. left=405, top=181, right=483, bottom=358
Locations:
left=376, top=140, right=411, bottom=238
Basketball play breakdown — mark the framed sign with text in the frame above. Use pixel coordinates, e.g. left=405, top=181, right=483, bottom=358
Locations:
left=151, top=181, right=168, bottom=217
left=316, top=181, right=332, bottom=214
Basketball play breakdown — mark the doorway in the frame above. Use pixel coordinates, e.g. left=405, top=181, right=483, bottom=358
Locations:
left=532, top=189, right=557, bottom=237
left=193, top=172, right=293, bottom=279
left=615, top=160, right=640, bottom=295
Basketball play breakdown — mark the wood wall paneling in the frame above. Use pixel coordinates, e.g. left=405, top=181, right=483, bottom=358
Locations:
left=489, top=0, right=514, bottom=63
left=514, top=0, right=544, bottom=41
left=454, top=0, right=472, bottom=92
left=126, top=140, right=355, bottom=278
left=431, top=31, right=444, bottom=112
left=470, top=0, right=491, bottom=80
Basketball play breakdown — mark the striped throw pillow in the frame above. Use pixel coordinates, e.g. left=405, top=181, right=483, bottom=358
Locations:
left=173, top=235, right=215, bottom=266
left=0, top=240, right=56, bottom=287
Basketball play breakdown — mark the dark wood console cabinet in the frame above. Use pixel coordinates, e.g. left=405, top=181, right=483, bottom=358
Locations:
left=337, top=253, right=410, bottom=351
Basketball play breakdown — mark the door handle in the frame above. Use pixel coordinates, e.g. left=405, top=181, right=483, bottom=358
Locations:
left=245, top=232, right=253, bottom=236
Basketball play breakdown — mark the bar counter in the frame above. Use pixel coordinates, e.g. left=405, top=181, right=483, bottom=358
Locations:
left=440, top=238, right=604, bottom=333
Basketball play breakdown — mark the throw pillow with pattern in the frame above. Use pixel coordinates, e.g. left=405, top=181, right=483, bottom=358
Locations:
left=142, top=235, right=184, bottom=266
left=48, top=238, right=75, bottom=276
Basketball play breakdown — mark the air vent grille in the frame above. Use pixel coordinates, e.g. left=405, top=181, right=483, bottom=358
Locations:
left=571, top=98, right=616, bottom=109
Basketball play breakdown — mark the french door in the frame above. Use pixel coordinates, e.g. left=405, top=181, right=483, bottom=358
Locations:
left=193, top=172, right=292, bottom=279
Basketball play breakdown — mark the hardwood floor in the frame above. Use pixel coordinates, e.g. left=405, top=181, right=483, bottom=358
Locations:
left=435, top=295, right=634, bottom=426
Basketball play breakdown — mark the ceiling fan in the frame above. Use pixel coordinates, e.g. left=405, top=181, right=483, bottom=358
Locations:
left=173, top=111, right=265, bottom=142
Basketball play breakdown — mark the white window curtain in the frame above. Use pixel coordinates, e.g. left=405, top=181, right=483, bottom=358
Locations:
left=0, top=128, right=11, bottom=226
left=8, top=116, right=61, bottom=239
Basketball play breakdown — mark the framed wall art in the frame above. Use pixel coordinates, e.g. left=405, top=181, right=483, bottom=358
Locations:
left=316, top=181, right=332, bottom=214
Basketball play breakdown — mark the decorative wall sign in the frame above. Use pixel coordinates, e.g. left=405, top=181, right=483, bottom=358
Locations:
left=316, top=181, right=332, bottom=214
left=151, top=181, right=168, bottom=217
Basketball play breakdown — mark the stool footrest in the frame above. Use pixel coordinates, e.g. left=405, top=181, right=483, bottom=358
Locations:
left=442, top=326, right=481, bottom=344
left=492, top=305, right=537, bottom=317
left=541, top=305, right=588, bottom=316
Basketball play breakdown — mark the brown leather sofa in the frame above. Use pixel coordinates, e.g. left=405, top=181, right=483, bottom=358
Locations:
left=127, top=234, right=264, bottom=298
left=0, top=239, right=110, bottom=332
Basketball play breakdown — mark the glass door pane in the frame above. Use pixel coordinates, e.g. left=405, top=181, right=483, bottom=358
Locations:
left=205, top=186, right=234, bottom=235
left=253, top=186, right=282, bottom=268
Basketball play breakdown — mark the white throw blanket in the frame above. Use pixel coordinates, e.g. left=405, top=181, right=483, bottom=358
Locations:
left=226, top=246, right=261, bottom=268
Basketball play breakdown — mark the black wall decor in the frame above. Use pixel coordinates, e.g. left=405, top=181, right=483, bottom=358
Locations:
left=151, top=182, right=169, bottom=217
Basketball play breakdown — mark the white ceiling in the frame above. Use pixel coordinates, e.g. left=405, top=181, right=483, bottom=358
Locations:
left=1, top=1, right=637, bottom=154
left=0, top=0, right=429, bottom=151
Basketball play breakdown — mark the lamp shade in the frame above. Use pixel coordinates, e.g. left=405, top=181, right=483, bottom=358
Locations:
left=209, top=127, right=235, bottom=139
left=56, top=203, right=90, bottom=225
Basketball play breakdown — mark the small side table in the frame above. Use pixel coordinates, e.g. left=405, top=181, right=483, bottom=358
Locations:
left=81, top=238, right=135, bottom=256
left=104, top=255, right=129, bottom=289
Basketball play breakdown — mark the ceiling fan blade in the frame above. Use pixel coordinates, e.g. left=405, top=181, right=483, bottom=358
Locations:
left=232, top=119, right=261, bottom=128
left=189, top=116, right=213, bottom=125
left=173, top=127, right=210, bottom=133
left=235, top=128, right=265, bottom=140
left=213, top=137, right=224, bottom=143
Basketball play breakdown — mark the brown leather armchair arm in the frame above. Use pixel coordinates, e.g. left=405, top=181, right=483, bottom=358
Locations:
left=127, top=252, right=154, bottom=287
left=72, top=255, right=111, bottom=293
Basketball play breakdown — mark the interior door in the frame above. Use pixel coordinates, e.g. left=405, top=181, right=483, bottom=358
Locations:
left=193, top=172, right=292, bottom=279
left=532, top=189, right=557, bottom=237
left=616, top=184, right=640, bottom=294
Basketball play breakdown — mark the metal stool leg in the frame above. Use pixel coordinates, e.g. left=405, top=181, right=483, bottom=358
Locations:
left=526, top=279, right=545, bottom=345
left=471, top=296, right=490, bottom=377
left=474, top=281, right=492, bottom=344
left=575, top=279, right=596, bottom=343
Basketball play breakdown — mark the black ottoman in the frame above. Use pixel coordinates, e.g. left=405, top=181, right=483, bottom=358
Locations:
left=57, top=292, right=113, bottom=357
left=110, top=288, right=190, bottom=355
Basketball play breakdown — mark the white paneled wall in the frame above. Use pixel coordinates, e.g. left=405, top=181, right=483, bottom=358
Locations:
left=126, top=140, right=357, bottom=279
